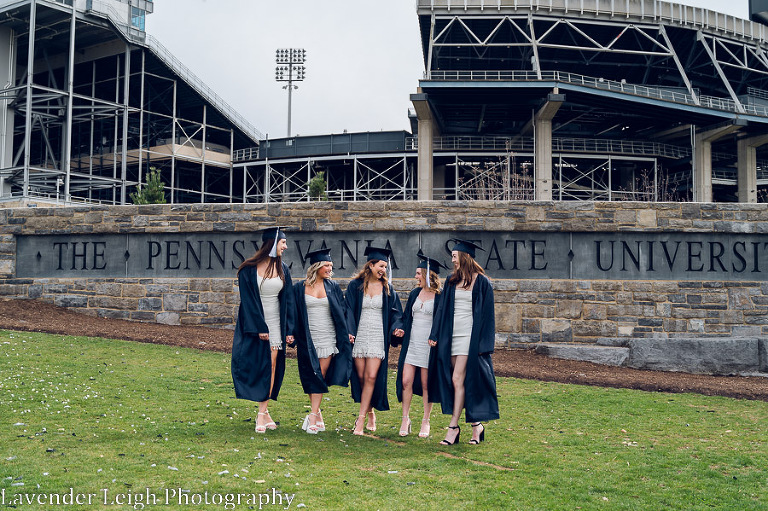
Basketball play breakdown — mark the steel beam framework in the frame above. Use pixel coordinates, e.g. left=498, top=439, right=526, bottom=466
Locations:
left=415, top=0, right=768, bottom=202
left=238, top=154, right=416, bottom=203
left=0, top=0, right=254, bottom=206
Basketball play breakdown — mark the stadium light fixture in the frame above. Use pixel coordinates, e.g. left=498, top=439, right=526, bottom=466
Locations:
left=275, top=48, right=306, bottom=137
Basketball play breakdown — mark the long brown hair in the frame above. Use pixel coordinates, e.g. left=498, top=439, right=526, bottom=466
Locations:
left=352, top=260, right=390, bottom=296
left=447, top=251, right=484, bottom=289
left=237, top=238, right=285, bottom=282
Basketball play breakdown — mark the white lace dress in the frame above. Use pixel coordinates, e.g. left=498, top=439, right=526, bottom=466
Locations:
left=352, top=293, right=385, bottom=359
left=257, top=274, right=284, bottom=350
left=305, top=295, right=339, bottom=359
left=451, top=288, right=473, bottom=356
left=404, top=297, right=434, bottom=368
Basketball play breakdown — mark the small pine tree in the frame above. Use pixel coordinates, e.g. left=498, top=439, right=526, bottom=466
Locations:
left=130, top=167, right=167, bottom=205
left=308, top=171, right=328, bottom=201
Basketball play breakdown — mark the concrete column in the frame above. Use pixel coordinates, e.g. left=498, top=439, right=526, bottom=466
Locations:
left=692, top=122, right=743, bottom=202
left=534, top=93, right=564, bottom=201
left=736, top=134, right=768, bottom=203
left=410, top=92, right=439, bottom=201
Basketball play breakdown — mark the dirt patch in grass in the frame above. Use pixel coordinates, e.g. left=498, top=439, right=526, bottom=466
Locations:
left=3, top=297, right=768, bottom=401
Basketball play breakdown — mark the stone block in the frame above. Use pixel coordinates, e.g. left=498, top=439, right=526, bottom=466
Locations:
left=88, top=296, right=137, bottom=309
left=728, top=288, right=754, bottom=310
left=540, top=319, right=572, bottom=342
left=556, top=300, right=582, bottom=319
left=138, top=297, right=163, bottom=311
left=494, top=303, right=521, bottom=333
left=163, top=293, right=188, bottom=312
left=627, top=337, right=761, bottom=375
left=535, top=343, right=629, bottom=366
left=157, top=312, right=181, bottom=325
left=54, top=295, right=88, bottom=308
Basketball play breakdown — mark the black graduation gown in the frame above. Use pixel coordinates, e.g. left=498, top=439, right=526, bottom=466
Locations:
left=345, top=277, right=404, bottom=412
left=231, top=263, right=295, bottom=402
left=395, top=288, right=442, bottom=402
left=428, top=274, right=500, bottom=422
left=292, top=279, right=352, bottom=394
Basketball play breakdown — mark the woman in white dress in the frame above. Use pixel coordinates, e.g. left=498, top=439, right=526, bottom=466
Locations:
left=428, top=239, right=499, bottom=445
left=292, top=248, right=353, bottom=434
left=345, top=246, right=404, bottom=435
left=231, top=227, right=295, bottom=433
left=395, top=254, right=447, bottom=438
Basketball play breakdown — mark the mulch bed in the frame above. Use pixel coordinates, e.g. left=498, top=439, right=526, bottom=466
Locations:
left=2, top=298, right=768, bottom=401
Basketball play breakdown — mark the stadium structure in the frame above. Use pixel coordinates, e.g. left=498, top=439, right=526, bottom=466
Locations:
left=3, top=0, right=768, bottom=205
left=0, top=0, right=261, bottom=205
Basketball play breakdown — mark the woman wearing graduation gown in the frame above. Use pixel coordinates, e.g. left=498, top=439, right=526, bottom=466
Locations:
left=428, top=239, right=499, bottom=445
left=292, top=248, right=353, bottom=434
left=394, top=254, right=446, bottom=438
left=231, top=227, right=295, bottom=433
left=345, top=246, right=404, bottom=435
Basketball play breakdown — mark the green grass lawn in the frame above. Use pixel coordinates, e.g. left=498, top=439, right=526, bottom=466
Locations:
left=1, top=330, right=767, bottom=510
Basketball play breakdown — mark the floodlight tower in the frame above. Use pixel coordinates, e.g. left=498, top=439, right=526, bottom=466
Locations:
left=275, top=48, right=306, bottom=137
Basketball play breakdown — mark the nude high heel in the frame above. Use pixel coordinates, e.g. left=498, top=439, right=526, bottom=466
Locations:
left=399, top=417, right=412, bottom=437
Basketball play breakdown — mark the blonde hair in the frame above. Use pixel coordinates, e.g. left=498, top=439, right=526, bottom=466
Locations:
left=426, top=270, right=441, bottom=294
left=305, top=261, right=332, bottom=287
left=352, top=260, right=390, bottom=296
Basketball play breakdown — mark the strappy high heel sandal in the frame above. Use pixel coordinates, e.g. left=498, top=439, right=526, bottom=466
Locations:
left=255, top=412, right=268, bottom=434
left=439, top=425, right=460, bottom=445
left=263, top=410, right=277, bottom=430
left=399, top=416, right=411, bottom=437
left=305, top=413, right=320, bottom=435
left=315, top=410, right=325, bottom=432
left=469, top=422, right=485, bottom=445
left=352, top=415, right=365, bottom=436
left=366, top=410, right=376, bottom=432
left=418, top=418, right=431, bottom=438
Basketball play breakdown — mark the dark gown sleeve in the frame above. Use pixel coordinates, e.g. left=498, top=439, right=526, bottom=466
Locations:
left=237, top=266, right=268, bottom=335
left=396, top=289, right=420, bottom=402
left=230, top=266, right=271, bottom=403
left=464, top=275, right=500, bottom=422
left=324, top=280, right=353, bottom=388
left=292, top=282, right=319, bottom=394
left=345, top=278, right=363, bottom=337
left=428, top=282, right=455, bottom=408
left=293, top=280, right=352, bottom=395
left=427, top=276, right=499, bottom=421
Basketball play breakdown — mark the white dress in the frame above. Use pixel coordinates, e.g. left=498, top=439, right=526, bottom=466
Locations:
left=257, top=274, right=284, bottom=350
left=305, top=295, right=339, bottom=359
left=404, top=297, right=434, bottom=368
left=352, top=293, right=385, bottom=359
left=451, top=288, right=473, bottom=356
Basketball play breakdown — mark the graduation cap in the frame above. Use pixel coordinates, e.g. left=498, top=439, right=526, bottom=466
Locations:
left=417, top=252, right=448, bottom=288
left=262, top=226, right=287, bottom=257
left=449, top=238, right=484, bottom=259
left=364, top=245, right=391, bottom=262
left=364, top=245, right=393, bottom=281
left=416, top=253, right=448, bottom=274
left=307, top=248, right=332, bottom=265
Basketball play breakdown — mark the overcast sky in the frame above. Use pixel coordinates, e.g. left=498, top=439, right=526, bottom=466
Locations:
left=147, top=1, right=750, bottom=141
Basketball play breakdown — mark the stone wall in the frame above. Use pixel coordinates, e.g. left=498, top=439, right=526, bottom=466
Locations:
left=1, top=202, right=767, bottom=346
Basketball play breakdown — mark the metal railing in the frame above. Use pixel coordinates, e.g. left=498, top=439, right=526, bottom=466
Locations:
left=427, top=70, right=768, bottom=118
left=145, top=36, right=264, bottom=142
left=77, top=0, right=264, bottom=142
left=420, top=0, right=766, bottom=44
left=407, top=135, right=691, bottom=159
left=233, top=147, right=260, bottom=162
